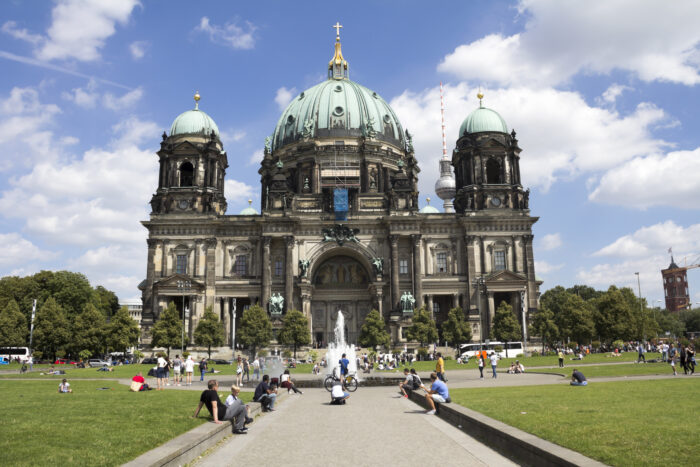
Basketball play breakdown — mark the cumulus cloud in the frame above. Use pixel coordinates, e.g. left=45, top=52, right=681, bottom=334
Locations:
left=597, top=84, right=633, bottom=106
left=390, top=83, right=671, bottom=195
left=438, top=0, right=700, bottom=86
left=275, top=87, right=296, bottom=111
left=7, top=0, right=140, bottom=62
left=129, top=40, right=148, bottom=60
left=534, top=260, right=564, bottom=274
left=196, top=17, right=256, bottom=50
left=219, top=129, right=246, bottom=144
left=539, top=233, right=562, bottom=251
left=589, top=148, right=700, bottom=209
left=593, top=221, right=700, bottom=259
left=225, top=179, right=255, bottom=205
left=61, top=81, right=144, bottom=112
left=103, top=87, right=144, bottom=111
left=61, top=79, right=99, bottom=108
left=0, top=233, right=56, bottom=267
left=247, top=149, right=264, bottom=166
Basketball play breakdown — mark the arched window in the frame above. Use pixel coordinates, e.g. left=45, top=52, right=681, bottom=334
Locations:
left=180, top=162, right=194, bottom=187
left=486, top=158, right=502, bottom=184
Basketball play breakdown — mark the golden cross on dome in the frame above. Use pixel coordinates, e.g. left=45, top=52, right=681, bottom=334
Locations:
left=333, top=22, right=343, bottom=39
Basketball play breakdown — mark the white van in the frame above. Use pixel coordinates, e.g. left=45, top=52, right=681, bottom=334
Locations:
left=459, top=341, right=524, bottom=359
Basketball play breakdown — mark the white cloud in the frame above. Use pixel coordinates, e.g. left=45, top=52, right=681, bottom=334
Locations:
left=219, top=129, right=246, bottom=144
left=589, top=148, right=700, bottom=209
left=390, top=83, right=671, bottom=195
left=274, top=87, right=296, bottom=111
left=598, top=84, right=632, bottom=105
left=539, top=233, right=562, bottom=251
left=247, top=149, right=264, bottom=166
left=61, top=78, right=99, bottom=108
left=225, top=179, right=255, bottom=205
left=129, top=41, right=148, bottom=60
left=1, top=20, right=43, bottom=44
left=33, top=0, right=140, bottom=62
left=103, top=87, right=144, bottom=111
left=196, top=17, right=256, bottom=50
left=535, top=261, right=564, bottom=274
left=438, top=0, right=700, bottom=86
left=593, top=221, right=700, bottom=259
left=0, top=233, right=55, bottom=267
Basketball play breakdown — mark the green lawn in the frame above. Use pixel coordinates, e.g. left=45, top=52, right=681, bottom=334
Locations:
left=451, top=379, right=700, bottom=466
left=534, top=362, right=675, bottom=378
left=0, top=380, right=252, bottom=466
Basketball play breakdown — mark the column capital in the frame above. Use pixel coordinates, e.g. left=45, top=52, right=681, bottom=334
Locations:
left=147, top=238, right=158, bottom=248
left=263, top=236, right=272, bottom=247
left=411, top=233, right=422, bottom=246
left=285, top=235, right=295, bottom=249
left=389, top=234, right=399, bottom=246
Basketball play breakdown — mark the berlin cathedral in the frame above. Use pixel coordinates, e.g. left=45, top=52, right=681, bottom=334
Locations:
left=139, top=28, right=540, bottom=350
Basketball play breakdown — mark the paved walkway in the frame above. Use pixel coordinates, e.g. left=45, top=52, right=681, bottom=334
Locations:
left=193, top=386, right=516, bottom=467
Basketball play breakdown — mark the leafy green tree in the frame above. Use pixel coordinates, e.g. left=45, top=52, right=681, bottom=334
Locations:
left=359, top=309, right=391, bottom=350
left=566, top=285, right=602, bottom=301
left=238, top=304, right=272, bottom=359
left=679, top=309, right=700, bottom=333
left=0, top=299, right=28, bottom=346
left=529, top=305, right=559, bottom=352
left=32, top=297, right=70, bottom=360
left=42, top=271, right=94, bottom=317
left=0, top=275, right=40, bottom=326
left=150, top=302, right=183, bottom=357
left=194, top=306, right=225, bottom=358
left=107, top=306, right=140, bottom=356
left=70, top=303, right=106, bottom=357
left=656, top=310, right=685, bottom=338
left=405, top=306, right=438, bottom=347
left=440, top=308, right=472, bottom=347
left=593, top=286, right=636, bottom=343
left=91, top=286, right=120, bottom=318
left=492, top=301, right=522, bottom=344
left=557, top=293, right=596, bottom=344
left=277, top=309, right=310, bottom=359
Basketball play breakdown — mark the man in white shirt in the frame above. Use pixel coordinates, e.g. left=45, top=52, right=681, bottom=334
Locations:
left=331, top=379, right=349, bottom=404
left=252, top=358, right=260, bottom=381
left=157, top=355, right=167, bottom=390
left=489, top=352, right=499, bottom=379
left=224, top=384, right=254, bottom=434
left=172, top=355, right=183, bottom=386
left=184, top=356, right=195, bottom=385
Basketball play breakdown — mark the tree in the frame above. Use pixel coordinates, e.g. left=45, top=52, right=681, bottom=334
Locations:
left=91, top=286, right=120, bottom=319
left=529, top=305, right=559, bottom=352
left=70, top=303, right=106, bottom=357
left=277, top=309, right=310, bottom=359
left=557, top=294, right=596, bottom=344
left=593, top=286, right=636, bottom=343
left=238, top=304, right=272, bottom=359
left=680, top=309, right=700, bottom=333
left=42, top=271, right=94, bottom=317
left=194, top=306, right=225, bottom=358
left=150, top=302, right=182, bottom=356
left=32, top=297, right=70, bottom=360
left=0, top=299, right=28, bottom=346
left=440, top=308, right=472, bottom=347
left=566, top=285, right=602, bottom=301
left=359, top=309, right=391, bottom=350
left=492, top=301, right=522, bottom=346
left=405, top=306, right=438, bottom=347
left=656, top=309, right=685, bottom=338
left=107, top=306, right=140, bottom=356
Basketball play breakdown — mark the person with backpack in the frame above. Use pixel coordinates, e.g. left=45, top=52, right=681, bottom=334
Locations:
left=410, top=368, right=422, bottom=390
left=200, top=357, right=208, bottom=382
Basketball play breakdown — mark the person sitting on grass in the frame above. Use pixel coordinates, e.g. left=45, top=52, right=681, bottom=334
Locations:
left=421, top=372, right=449, bottom=415
left=58, top=378, right=72, bottom=393
left=570, top=369, right=587, bottom=386
left=97, top=366, right=114, bottom=372
left=515, top=361, right=525, bottom=374
left=330, top=378, right=349, bottom=405
left=131, top=372, right=151, bottom=391
left=193, top=379, right=226, bottom=425
left=224, top=384, right=254, bottom=435
left=507, top=362, right=516, bottom=374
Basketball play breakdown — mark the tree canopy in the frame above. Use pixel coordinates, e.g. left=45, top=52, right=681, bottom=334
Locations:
left=107, top=306, right=140, bottom=356
left=238, top=304, right=272, bottom=359
left=32, top=297, right=70, bottom=360
left=277, top=309, right=310, bottom=358
left=358, top=309, right=390, bottom=350
left=0, top=299, right=28, bottom=347
left=150, top=302, right=183, bottom=356
left=492, top=301, right=521, bottom=343
left=70, top=302, right=106, bottom=357
left=405, top=306, right=438, bottom=347
left=440, top=308, right=472, bottom=347
left=194, top=306, right=225, bottom=358
left=529, top=305, right=558, bottom=352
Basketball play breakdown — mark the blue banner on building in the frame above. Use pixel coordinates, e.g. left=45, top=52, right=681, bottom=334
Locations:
left=334, top=188, right=348, bottom=220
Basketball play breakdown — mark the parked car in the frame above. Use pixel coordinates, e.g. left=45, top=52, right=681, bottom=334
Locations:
left=88, top=359, right=110, bottom=368
left=54, top=358, right=77, bottom=365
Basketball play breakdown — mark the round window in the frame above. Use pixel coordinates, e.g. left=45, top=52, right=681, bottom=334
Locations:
left=383, top=114, right=391, bottom=124
left=333, top=106, right=344, bottom=116
left=287, top=115, right=295, bottom=124
left=334, top=85, right=343, bottom=92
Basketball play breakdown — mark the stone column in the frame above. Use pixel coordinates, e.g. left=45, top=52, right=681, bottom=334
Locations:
left=426, top=294, right=433, bottom=319
left=452, top=293, right=459, bottom=310
left=487, top=291, right=495, bottom=338
left=301, top=291, right=312, bottom=338
left=390, top=235, right=400, bottom=312
left=142, top=239, right=157, bottom=342
left=204, top=238, right=217, bottom=310
left=375, top=287, right=384, bottom=320
left=524, top=234, right=536, bottom=310
left=412, top=234, right=423, bottom=308
left=223, top=241, right=230, bottom=279
left=313, top=162, right=320, bottom=194
left=223, top=298, right=231, bottom=346
left=261, top=237, right=271, bottom=309
left=285, top=236, right=294, bottom=312
left=160, top=240, right=167, bottom=277
left=479, top=237, right=486, bottom=275
left=465, top=235, right=475, bottom=311
left=194, top=240, right=201, bottom=277
left=511, top=235, right=518, bottom=273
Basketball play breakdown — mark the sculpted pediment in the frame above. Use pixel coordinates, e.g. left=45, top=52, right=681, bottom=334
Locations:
left=172, top=141, right=200, bottom=153
left=485, top=270, right=527, bottom=283
left=154, top=274, right=205, bottom=291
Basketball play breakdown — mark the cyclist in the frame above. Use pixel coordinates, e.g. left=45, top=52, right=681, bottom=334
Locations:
left=339, top=353, right=350, bottom=387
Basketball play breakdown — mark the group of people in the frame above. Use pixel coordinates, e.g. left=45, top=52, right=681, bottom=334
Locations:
left=154, top=354, right=198, bottom=390
left=475, top=351, right=500, bottom=379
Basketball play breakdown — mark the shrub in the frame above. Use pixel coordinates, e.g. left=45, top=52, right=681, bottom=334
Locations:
left=530, top=350, right=540, bottom=357
left=417, top=347, right=429, bottom=359
left=612, top=340, right=624, bottom=350
left=566, top=342, right=578, bottom=350
left=308, top=350, right=318, bottom=362
left=516, top=353, right=524, bottom=358
left=282, top=349, right=292, bottom=358
left=257, top=349, right=268, bottom=357
left=494, top=345, right=503, bottom=353
left=182, top=351, right=190, bottom=358
left=444, top=356, right=452, bottom=360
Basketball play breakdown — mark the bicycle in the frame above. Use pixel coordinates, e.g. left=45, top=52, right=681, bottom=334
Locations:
left=324, top=368, right=358, bottom=392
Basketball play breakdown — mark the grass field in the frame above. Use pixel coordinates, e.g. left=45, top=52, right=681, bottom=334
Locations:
left=0, top=380, right=253, bottom=466
left=534, top=362, right=680, bottom=378
left=451, top=379, right=700, bottom=466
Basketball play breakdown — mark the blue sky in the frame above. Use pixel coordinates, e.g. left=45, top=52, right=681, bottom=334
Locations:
left=1, top=0, right=699, bottom=305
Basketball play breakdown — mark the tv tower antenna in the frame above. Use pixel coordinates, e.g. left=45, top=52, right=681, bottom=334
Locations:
left=434, top=82, right=456, bottom=213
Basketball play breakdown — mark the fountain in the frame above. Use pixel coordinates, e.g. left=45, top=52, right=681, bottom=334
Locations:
left=325, top=310, right=358, bottom=379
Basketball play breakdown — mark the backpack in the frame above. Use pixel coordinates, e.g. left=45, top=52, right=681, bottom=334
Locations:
left=411, top=375, right=422, bottom=390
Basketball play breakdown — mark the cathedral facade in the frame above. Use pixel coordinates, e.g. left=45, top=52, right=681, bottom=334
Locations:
left=139, top=31, right=540, bottom=349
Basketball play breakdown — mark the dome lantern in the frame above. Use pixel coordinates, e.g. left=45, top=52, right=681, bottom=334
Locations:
left=328, top=22, right=348, bottom=80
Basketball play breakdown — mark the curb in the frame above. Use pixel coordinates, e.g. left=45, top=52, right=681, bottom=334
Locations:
left=407, top=390, right=606, bottom=467
left=123, top=392, right=288, bottom=467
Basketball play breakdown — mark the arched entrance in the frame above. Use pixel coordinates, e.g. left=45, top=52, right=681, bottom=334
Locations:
left=310, top=254, right=372, bottom=346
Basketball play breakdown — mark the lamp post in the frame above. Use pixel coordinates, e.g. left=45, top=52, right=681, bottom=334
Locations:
left=521, top=288, right=528, bottom=344
left=231, top=298, right=237, bottom=360
left=634, top=272, right=644, bottom=341
left=474, top=277, right=486, bottom=344
left=177, top=280, right=191, bottom=356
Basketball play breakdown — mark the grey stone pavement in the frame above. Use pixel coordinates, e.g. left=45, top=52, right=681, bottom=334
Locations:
left=192, top=386, right=516, bottom=467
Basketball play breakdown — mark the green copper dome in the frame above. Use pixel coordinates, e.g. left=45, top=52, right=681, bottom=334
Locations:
left=420, top=205, right=440, bottom=214
left=170, top=95, right=220, bottom=137
left=459, top=106, right=508, bottom=137
left=239, top=199, right=258, bottom=215
left=271, top=78, right=404, bottom=151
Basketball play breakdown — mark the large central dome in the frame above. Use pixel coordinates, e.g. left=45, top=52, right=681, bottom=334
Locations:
left=271, top=33, right=404, bottom=152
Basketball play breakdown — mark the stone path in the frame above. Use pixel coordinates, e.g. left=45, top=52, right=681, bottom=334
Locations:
left=193, top=386, right=516, bottom=467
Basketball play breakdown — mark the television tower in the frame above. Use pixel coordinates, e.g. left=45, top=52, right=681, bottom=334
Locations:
left=434, top=82, right=456, bottom=212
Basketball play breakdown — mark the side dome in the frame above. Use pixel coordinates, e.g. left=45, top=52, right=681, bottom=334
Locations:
left=170, top=109, right=220, bottom=137
left=271, top=79, right=404, bottom=151
left=240, top=199, right=258, bottom=215
left=419, top=198, right=440, bottom=214
left=459, top=104, right=508, bottom=137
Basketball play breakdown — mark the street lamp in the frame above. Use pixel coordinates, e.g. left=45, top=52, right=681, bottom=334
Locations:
left=474, top=277, right=486, bottom=345
left=521, top=288, right=528, bottom=344
left=177, top=280, right=191, bottom=356
left=231, top=298, right=237, bottom=361
left=634, top=272, right=644, bottom=341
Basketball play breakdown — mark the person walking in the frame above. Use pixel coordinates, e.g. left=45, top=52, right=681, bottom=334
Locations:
left=670, top=353, right=678, bottom=376
left=253, top=357, right=260, bottom=381
left=558, top=349, right=564, bottom=368
left=679, top=345, right=688, bottom=375
left=236, top=356, right=243, bottom=387
left=185, top=355, right=194, bottom=385
left=489, top=352, right=498, bottom=378
left=436, top=352, right=446, bottom=382
left=686, top=345, right=695, bottom=375
left=637, top=343, right=646, bottom=363
left=243, top=358, right=250, bottom=383
left=200, top=357, right=208, bottom=382
left=478, top=353, right=485, bottom=380
left=173, top=355, right=183, bottom=386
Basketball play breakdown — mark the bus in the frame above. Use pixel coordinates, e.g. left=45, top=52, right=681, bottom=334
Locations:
left=0, top=347, right=30, bottom=363
left=459, top=341, right=524, bottom=360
